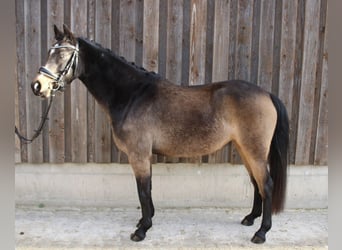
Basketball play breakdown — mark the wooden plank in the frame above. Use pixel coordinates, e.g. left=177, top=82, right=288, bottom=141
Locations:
left=278, top=0, right=298, bottom=121
left=308, top=0, right=325, bottom=165
left=295, top=0, right=321, bottom=165
left=223, top=0, right=239, bottom=164
left=314, top=0, right=328, bottom=165
left=232, top=0, right=254, bottom=164
left=250, top=0, right=260, bottom=84
left=110, top=0, right=121, bottom=162
left=209, top=0, right=230, bottom=163
left=25, top=0, right=43, bottom=163
left=204, top=0, right=214, bottom=85
left=143, top=0, right=159, bottom=72
left=158, top=0, right=167, bottom=80
left=278, top=0, right=297, bottom=165
left=212, top=0, right=229, bottom=83
left=46, top=0, right=65, bottom=163
left=271, top=0, right=282, bottom=95
left=161, top=0, right=183, bottom=163
left=40, top=0, right=49, bottom=162
left=188, top=0, right=207, bottom=85
left=142, top=0, right=160, bottom=162
left=155, top=1, right=168, bottom=163
left=181, top=0, right=191, bottom=86
left=15, top=55, right=21, bottom=162
left=289, top=0, right=305, bottom=164
left=63, top=0, right=72, bottom=162
left=166, top=0, right=183, bottom=84
left=94, top=0, right=112, bottom=163
left=15, top=0, right=26, bottom=162
left=201, top=0, right=214, bottom=163
left=120, top=0, right=136, bottom=62
left=235, top=0, right=253, bottom=81
left=257, top=0, right=275, bottom=92
left=87, top=0, right=96, bottom=162
left=15, top=72, right=21, bottom=163
left=186, top=0, right=207, bottom=162
left=227, top=0, right=238, bottom=81
left=135, top=0, right=144, bottom=66
left=70, top=0, right=88, bottom=163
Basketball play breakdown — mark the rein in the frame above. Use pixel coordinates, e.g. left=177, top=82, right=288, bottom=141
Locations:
left=15, top=96, right=54, bottom=144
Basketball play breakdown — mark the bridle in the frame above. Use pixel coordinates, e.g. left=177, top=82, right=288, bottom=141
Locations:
left=38, top=42, right=79, bottom=93
left=15, top=42, right=79, bottom=144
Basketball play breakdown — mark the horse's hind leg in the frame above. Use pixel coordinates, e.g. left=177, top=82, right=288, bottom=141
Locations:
left=251, top=171, right=273, bottom=244
left=241, top=178, right=262, bottom=226
left=129, top=156, right=154, bottom=242
left=234, top=142, right=273, bottom=244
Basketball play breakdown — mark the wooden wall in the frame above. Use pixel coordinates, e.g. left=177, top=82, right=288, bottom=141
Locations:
left=15, top=0, right=328, bottom=165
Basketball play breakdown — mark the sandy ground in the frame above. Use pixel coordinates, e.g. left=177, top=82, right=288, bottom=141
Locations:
left=15, top=205, right=327, bottom=250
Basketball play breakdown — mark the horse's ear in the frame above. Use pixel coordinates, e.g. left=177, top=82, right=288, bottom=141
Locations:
left=54, top=25, right=64, bottom=41
left=63, top=24, right=76, bottom=43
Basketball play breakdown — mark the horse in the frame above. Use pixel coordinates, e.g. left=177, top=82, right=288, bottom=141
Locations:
left=31, top=24, right=289, bottom=244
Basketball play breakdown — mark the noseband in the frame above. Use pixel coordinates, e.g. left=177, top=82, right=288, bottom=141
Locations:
left=38, top=42, right=79, bottom=92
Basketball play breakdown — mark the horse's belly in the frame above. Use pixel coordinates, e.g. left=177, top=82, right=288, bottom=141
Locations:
left=152, top=125, right=233, bottom=157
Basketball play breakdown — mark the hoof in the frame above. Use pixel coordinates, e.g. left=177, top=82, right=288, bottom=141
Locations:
left=251, top=232, right=266, bottom=244
left=130, top=228, right=146, bottom=242
left=241, top=217, right=254, bottom=226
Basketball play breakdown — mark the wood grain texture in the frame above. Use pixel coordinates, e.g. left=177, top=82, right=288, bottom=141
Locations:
left=94, top=0, right=112, bottom=163
left=166, top=0, right=183, bottom=84
left=143, top=0, right=159, bottom=72
left=279, top=0, right=297, bottom=120
left=189, top=0, right=207, bottom=85
left=15, top=0, right=26, bottom=163
left=46, top=0, right=65, bottom=163
left=258, top=0, right=275, bottom=92
left=295, top=0, right=321, bottom=165
left=209, top=0, right=230, bottom=163
left=25, top=0, right=43, bottom=163
left=15, top=0, right=328, bottom=165
left=313, top=0, right=328, bottom=165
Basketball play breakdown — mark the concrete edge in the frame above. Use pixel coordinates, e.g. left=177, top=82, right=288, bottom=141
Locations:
left=15, top=163, right=328, bottom=209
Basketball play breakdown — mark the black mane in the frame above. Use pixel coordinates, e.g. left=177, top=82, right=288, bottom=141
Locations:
left=78, top=37, right=160, bottom=79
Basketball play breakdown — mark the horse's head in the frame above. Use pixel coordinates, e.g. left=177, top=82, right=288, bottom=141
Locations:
left=31, top=24, right=79, bottom=98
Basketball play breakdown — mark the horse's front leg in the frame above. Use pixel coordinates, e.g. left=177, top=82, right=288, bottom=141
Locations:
left=129, top=157, right=154, bottom=242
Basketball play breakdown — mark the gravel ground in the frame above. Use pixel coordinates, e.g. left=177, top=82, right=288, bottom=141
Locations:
left=15, top=205, right=327, bottom=250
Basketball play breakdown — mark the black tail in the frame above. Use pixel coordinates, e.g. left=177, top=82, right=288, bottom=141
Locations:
left=269, top=94, right=289, bottom=214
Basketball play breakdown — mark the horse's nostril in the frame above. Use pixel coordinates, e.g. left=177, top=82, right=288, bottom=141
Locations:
left=31, top=81, right=41, bottom=95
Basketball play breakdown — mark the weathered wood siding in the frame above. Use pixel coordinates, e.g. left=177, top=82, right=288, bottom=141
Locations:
left=15, top=0, right=328, bottom=165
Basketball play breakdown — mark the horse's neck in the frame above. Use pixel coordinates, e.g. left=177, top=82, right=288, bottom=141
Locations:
left=77, top=38, right=143, bottom=108
left=76, top=38, right=160, bottom=127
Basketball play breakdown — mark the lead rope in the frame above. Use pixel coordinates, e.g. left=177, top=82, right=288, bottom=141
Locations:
left=15, top=96, right=54, bottom=144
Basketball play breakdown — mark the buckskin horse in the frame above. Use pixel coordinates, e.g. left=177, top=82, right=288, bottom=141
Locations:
left=30, top=25, right=289, bottom=244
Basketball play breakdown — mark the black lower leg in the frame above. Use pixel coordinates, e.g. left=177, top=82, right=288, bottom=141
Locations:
left=131, top=175, right=154, bottom=242
left=136, top=176, right=155, bottom=227
left=251, top=175, right=273, bottom=244
left=241, top=179, right=262, bottom=226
